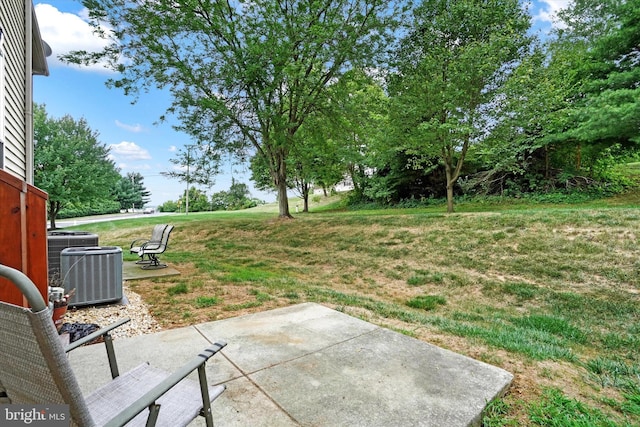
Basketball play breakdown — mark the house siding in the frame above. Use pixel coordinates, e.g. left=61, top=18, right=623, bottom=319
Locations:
left=0, top=0, right=28, bottom=181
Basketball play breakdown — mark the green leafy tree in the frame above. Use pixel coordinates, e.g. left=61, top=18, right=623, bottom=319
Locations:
left=211, top=179, right=260, bottom=211
left=130, top=172, right=151, bottom=209
left=316, top=70, right=390, bottom=203
left=158, top=200, right=178, bottom=213
left=177, top=187, right=210, bottom=212
left=475, top=42, right=581, bottom=194
left=388, top=0, right=531, bottom=212
left=287, top=119, right=348, bottom=212
left=113, top=175, right=137, bottom=211
left=558, top=0, right=640, bottom=150
left=114, top=172, right=151, bottom=211
left=225, top=179, right=255, bottom=210
left=33, top=104, right=121, bottom=229
left=483, top=0, right=640, bottom=195
left=63, top=0, right=407, bottom=218
left=161, top=144, right=220, bottom=214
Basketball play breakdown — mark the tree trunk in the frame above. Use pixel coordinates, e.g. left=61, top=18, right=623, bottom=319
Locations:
left=276, top=179, right=291, bottom=218
left=443, top=147, right=456, bottom=214
left=545, top=146, right=550, bottom=179
left=48, top=200, right=61, bottom=230
left=446, top=181, right=455, bottom=214
left=441, top=132, right=470, bottom=214
left=273, top=148, right=292, bottom=218
left=302, top=182, right=310, bottom=213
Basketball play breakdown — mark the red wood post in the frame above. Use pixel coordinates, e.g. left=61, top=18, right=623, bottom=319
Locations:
left=0, top=170, right=48, bottom=306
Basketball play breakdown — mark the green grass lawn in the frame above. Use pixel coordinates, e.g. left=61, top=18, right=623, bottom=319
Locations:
left=71, top=193, right=640, bottom=426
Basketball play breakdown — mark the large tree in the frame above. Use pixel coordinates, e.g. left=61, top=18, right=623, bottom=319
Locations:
left=388, top=0, right=531, bottom=212
left=481, top=0, right=640, bottom=194
left=161, top=143, right=220, bottom=214
left=556, top=0, right=639, bottom=149
left=33, top=104, right=121, bottom=229
left=474, top=42, right=581, bottom=194
left=64, top=0, right=405, bottom=218
left=114, top=172, right=151, bottom=211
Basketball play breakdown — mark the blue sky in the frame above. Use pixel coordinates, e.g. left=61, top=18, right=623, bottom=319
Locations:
left=33, top=0, right=567, bottom=207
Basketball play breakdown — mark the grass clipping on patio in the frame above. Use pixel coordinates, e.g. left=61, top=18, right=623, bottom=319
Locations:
left=89, top=206, right=639, bottom=426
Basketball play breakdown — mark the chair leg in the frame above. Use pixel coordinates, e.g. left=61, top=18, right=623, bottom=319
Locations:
left=140, top=254, right=167, bottom=269
left=135, top=253, right=153, bottom=264
left=145, top=403, right=161, bottom=427
left=198, top=365, right=214, bottom=427
left=105, top=334, right=120, bottom=378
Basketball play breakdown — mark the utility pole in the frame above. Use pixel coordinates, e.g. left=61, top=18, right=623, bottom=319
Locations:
left=185, top=145, right=191, bottom=215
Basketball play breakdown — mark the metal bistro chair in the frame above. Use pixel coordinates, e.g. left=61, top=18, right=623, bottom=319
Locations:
left=130, top=224, right=168, bottom=265
left=134, top=225, right=174, bottom=270
left=0, top=264, right=227, bottom=427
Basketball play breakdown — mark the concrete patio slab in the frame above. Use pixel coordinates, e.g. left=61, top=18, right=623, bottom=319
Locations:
left=68, top=303, right=512, bottom=426
left=122, top=260, right=180, bottom=281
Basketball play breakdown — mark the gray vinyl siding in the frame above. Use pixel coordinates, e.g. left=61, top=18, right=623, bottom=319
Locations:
left=0, top=0, right=28, bottom=180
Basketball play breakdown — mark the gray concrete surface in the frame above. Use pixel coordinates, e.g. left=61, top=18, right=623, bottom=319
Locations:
left=122, top=261, right=181, bottom=281
left=68, top=303, right=513, bottom=426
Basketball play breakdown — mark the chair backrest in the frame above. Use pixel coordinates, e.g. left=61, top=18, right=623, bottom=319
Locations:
left=150, top=224, right=168, bottom=242
left=0, top=265, right=95, bottom=426
left=142, top=224, right=168, bottom=251
left=160, top=225, right=174, bottom=249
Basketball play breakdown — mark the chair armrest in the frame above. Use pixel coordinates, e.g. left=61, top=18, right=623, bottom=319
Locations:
left=65, top=318, right=131, bottom=352
left=130, top=238, right=150, bottom=249
left=66, top=318, right=131, bottom=379
left=102, top=342, right=227, bottom=427
left=139, top=240, right=162, bottom=251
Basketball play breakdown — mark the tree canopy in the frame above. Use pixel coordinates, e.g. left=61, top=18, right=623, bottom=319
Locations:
left=114, top=172, right=151, bottom=211
left=65, top=0, right=407, bottom=217
left=161, top=143, right=221, bottom=214
left=33, top=104, right=121, bottom=228
left=388, top=0, right=531, bottom=212
left=58, top=0, right=639, bottom=212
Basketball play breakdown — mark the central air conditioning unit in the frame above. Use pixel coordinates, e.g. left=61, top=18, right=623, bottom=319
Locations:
left=60, top=246, right=123, bottom=307
left=48, top=231, right=99, bottom=281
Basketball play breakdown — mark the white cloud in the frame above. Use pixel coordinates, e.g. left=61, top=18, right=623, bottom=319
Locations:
left=115, top=120, right=145, bottom=133
left=168, top=145, right=178, bottom=152
left=35, top=3, right=113, bottom=72
left=108, top=141, right=151, bottom=160
left=533, top=0, right=571, bottom=29
left=114, top=162, right=152, bottom=171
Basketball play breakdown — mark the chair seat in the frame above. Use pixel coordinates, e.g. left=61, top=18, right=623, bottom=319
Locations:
left=131, top=244, right=162, bottom=254
left=86, top=363, right=225, bottom=427
left=0, top=264, right=227, bottom=427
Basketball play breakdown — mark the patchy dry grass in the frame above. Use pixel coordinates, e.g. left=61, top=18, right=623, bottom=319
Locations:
left=79, top=203, right=640, bottom=426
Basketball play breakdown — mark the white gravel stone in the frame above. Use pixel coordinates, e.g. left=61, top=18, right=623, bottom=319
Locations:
left=63, top=285, right=162, bottom=339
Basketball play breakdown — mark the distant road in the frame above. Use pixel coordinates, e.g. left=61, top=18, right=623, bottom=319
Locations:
left=51, top=211, right=175, bottom=229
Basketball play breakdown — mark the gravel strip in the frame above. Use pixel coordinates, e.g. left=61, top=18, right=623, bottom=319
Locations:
left=64, top=285, right=162, bottom=339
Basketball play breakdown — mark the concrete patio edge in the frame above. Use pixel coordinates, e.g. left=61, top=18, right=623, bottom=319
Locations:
left=68, top=303, right=513, bottom=426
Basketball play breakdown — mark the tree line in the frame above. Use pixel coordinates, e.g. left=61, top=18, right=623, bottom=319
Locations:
left=33, top=104, right=151, bottom=229
left=158, top=179, right=263, bottom=213
left=33, top=103, right=262, bottom=226
left=59, top=0, right=638, bottom=217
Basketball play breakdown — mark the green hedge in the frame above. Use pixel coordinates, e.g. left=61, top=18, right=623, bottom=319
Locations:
left=58, top=200, right=121, bottom=219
